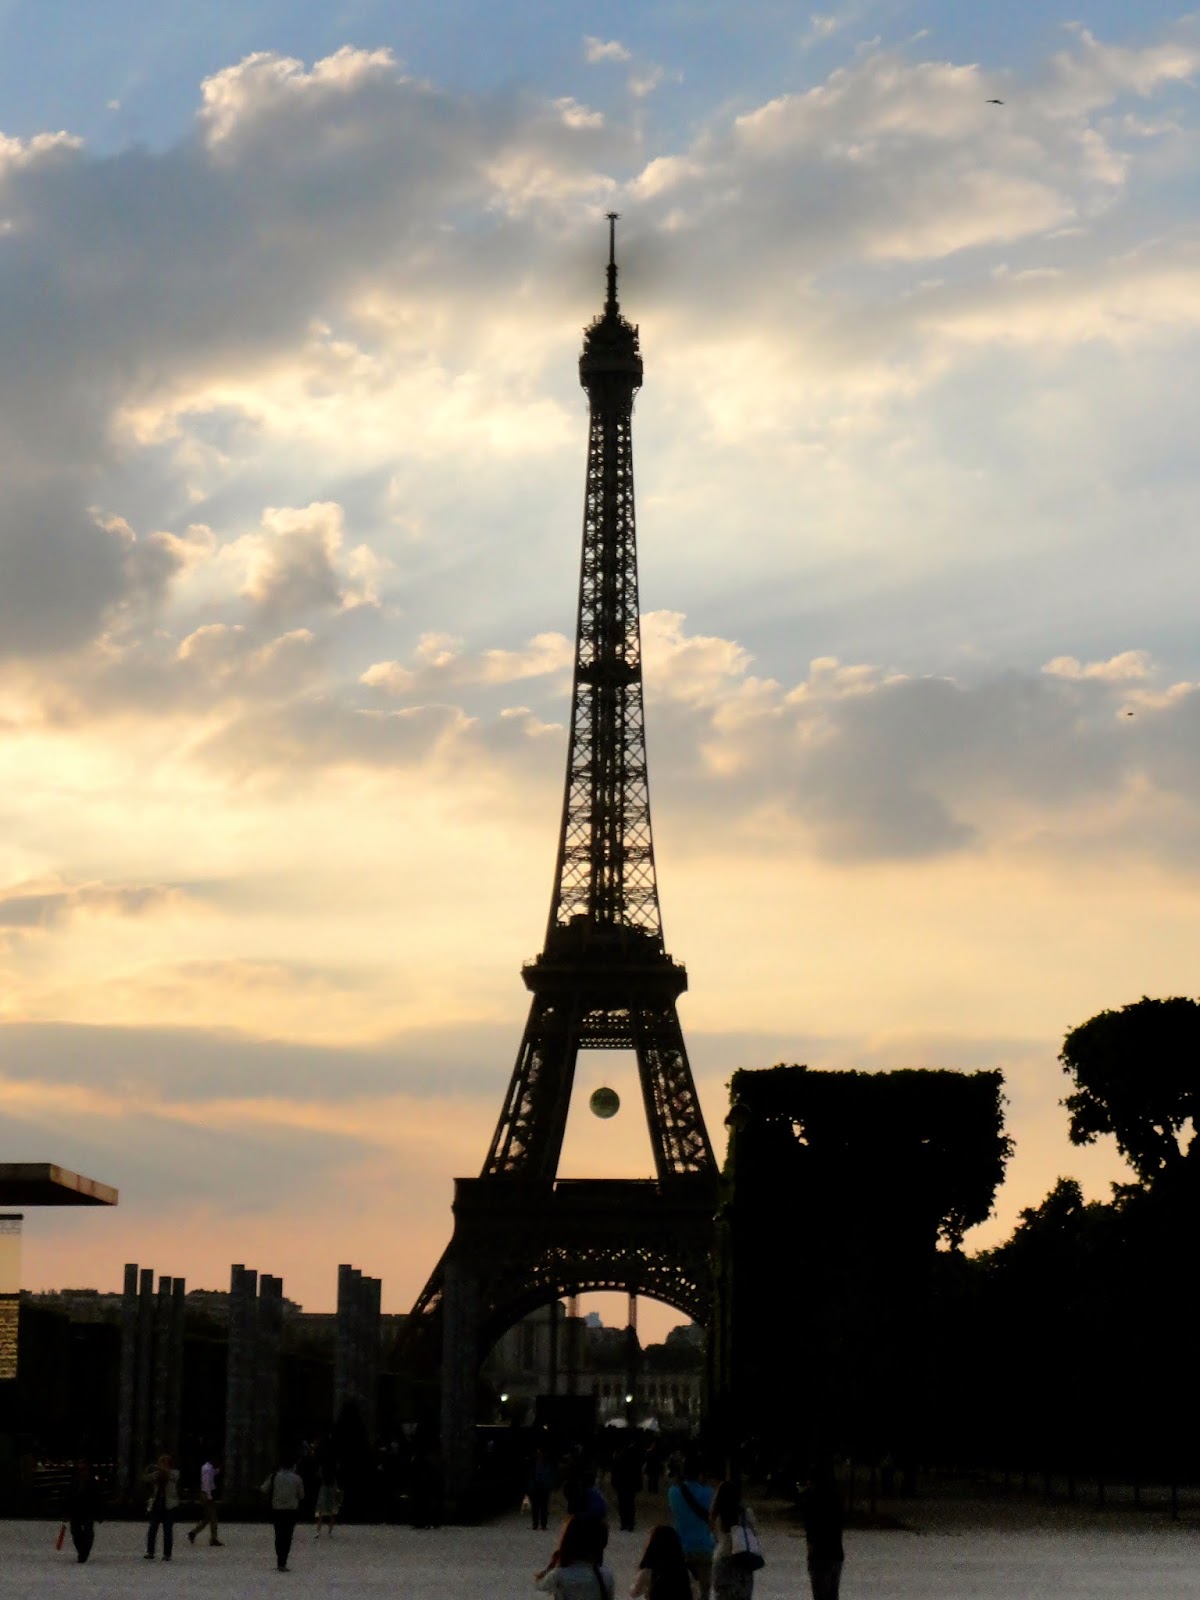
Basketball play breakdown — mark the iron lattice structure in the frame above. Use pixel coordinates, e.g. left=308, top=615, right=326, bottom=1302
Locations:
left=407, top=224, right=717, bottom=1498
left=481, top=214, right=714, bottom=1185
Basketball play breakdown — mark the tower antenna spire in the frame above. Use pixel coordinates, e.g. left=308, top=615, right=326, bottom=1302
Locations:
left=606, top=210, right=620, bottom=313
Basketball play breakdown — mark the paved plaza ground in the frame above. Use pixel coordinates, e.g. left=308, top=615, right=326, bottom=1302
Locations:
left=3, top=1498, right=1198, bottom=1598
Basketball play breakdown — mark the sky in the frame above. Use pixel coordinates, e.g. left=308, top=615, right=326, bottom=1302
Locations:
left=2, top=2, right=1199, bottom=1335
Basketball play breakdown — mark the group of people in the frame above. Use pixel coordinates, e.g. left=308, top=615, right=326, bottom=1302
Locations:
left=530, top=1452, right=844, bottom=1600
left=60, top=1441, right=342, bottom=1573
left=533, top=1458, right=766, bottom=1600
left=61, top=1439, right=843, bottom=1597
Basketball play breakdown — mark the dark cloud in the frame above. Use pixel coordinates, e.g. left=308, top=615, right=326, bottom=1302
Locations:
left=0, top=1018, right=514, bottom=1104
left=0, top=1094, right=371, bottom=1216
left=0, top=880, right=185, bottom=930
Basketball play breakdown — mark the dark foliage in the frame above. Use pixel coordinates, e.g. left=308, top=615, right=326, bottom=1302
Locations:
left=718, top=1064, right=1010, bottom=1471
left=1060, top=995, right=1200, bottom=1190
left=729, top=1064, right=1011, bottom=1248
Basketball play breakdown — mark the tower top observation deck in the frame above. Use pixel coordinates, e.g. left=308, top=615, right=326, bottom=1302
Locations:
left=580, top=213, right=643, bottom=389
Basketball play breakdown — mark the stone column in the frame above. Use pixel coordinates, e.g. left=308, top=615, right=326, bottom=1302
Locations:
left=256, top=1275, right=283, bottom=1478
left=362, top=1275, right=382, bottom=1443
left=440, top=1254, right=481, bottom=1513
left=335, top=1263, right=361, bottom=1423
left=134, top=1267, right=155, bottom=1480
left=167, top=1277, right=186, bottom=1459
left=116, top=1264, right=139, bottom=1496
left=224, top=1264, right=257, bottom=1500
left=152, top=1274, right=172, bottom=1455
left=334, top=1266, right=381, bottom=1443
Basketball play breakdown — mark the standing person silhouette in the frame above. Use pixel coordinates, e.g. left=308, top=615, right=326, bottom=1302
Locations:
left=65, top=1459, right=100, bottom=1564
left=612, top=1439, right=642, bottom=1532
left=801, top=1468, right=844, bottom=1600
left=142, top=1454, right=180, bottom=1560
left=709, top=1479, right=760, bottom=1600
left=528, top=1446, right=555, bottom=1531
left=261, top=1454, right=306, bottom=1572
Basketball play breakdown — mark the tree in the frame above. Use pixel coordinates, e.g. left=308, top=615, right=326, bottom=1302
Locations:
left=1060, top=996, right=1200, bottom=1190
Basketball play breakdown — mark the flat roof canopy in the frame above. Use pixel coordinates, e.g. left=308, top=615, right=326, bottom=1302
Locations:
left=0, top=1164, right=118, bottom=1207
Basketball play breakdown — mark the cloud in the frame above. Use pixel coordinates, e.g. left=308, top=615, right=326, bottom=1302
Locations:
left=1043, top=650, right=1153, bottom=682
left=0, top=1018, right=511, bottom=1104
left=1, top=26, right=1197, bottom=703
left=0, top=879, right=185, bottom=931
left=1046, top=24, right=1200, bottom=116
left=198, top=46, right=400, bottom=146
left=584, top=38, right=631, bottom=65
left=361, top=629, right=573, bottom=693
left=629, top=70, right=666, bottom=100
left=39, top=597, right=1194, bottom=874
left=235, top=501, right=382, bottom=621
left=0, top=1079, right=375, bottom=1215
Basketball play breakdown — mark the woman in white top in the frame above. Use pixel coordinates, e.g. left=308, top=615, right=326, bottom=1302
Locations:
left=709, top=1480, right=760, bottom=1600
left=534, top=1513, right=615, bottom=1599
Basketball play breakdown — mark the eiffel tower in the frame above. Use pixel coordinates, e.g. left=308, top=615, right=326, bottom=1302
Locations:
left=409, top=218, right=717, bottom=1500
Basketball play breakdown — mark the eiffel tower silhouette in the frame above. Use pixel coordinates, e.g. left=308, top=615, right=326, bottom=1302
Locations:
left=408, top=218, right=716, bottom=1498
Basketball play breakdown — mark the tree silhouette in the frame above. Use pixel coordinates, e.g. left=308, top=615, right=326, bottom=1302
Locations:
left=1060, top=996, right=1200, bottom=1190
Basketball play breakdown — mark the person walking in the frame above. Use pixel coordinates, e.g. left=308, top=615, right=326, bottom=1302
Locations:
left=528, top=1446, right=554, bottom=1531
left=187, top=1455, right=223, bottom=1547
left=709, top=1479, right=761, bottom=1600
left=534, top=1512, right=615, bottom=1597
left=666, top=1459, right=714, bottom=1599
left=65, top=1459, right=101, bottom=1564
left=801, top=1469, right=844, bottom=1600
left=629, top=1523, right=692, bottom=1599
left=261, top=1455, right=306, bottom=1572
left=612, top=1440, right=642, bottom=1532
left=143, top=1454, right=180, bottom=1561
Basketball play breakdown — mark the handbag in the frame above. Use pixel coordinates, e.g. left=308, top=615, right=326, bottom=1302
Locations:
left=730, top=1510, right=765, bottom=1572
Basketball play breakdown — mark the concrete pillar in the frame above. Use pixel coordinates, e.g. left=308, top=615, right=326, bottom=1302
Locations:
left=335, top=1263, right=360, bottom=1423
left=362, top=1276, right=381, bottom=1443
left=256, top=1275, right=283, bottom=1477
left=167, top=1277, right=186, bottom=1459
left=116, top=1264, right=138, bottom=1496
left=440, top=1255, right=481, bottom=1513
left=134, top=1267, right=155, bottom=1478
left=225, top=1264, right=258, bottom=1500
left=152, top=1274, right=172, bottom=1455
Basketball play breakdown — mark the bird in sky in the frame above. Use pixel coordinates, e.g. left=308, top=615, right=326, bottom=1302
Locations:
left=986, top=98, right=1005, bottom=105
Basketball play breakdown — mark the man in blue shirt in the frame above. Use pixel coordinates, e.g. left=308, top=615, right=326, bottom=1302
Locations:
left=666, top=1458, right=714, bottom=1597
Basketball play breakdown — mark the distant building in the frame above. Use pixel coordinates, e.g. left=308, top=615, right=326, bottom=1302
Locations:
left=485, top=1306, right=703, bottom=1428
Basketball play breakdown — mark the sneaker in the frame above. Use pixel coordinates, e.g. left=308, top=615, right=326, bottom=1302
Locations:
left=143, top=1553, right=155, bottom=1560
left=211, top=1539, right=224, bottom=1547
